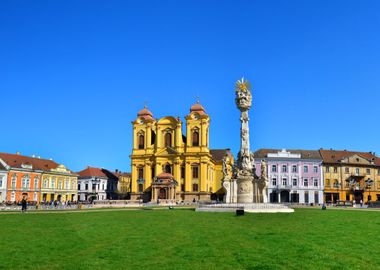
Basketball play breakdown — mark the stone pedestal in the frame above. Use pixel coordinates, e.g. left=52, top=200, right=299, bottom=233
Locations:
left=223, top=178, right=237, bottom=203
left=237, top=174, right=254, bottom=203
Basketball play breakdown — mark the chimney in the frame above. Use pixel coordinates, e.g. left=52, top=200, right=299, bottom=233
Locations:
left=16, top=152, right=21, bottom=155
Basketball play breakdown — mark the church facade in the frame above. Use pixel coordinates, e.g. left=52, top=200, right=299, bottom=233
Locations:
left=130, top=102, right=234, bottom=202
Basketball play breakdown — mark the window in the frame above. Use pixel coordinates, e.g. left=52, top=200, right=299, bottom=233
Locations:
left=313, top=166, right=318, bottom=173
left=26, top=177, right=30, bottom=188
left=192, top=166, right=199, bottom=179
left=272, top=178, right=277, bottom=186
left=326, top=179, right=330, bottom=187
left=65, top=179, right=69, bottom=189
left=345, top=167, right=350, bottom=174
left=164, top=132, right=172, bottom=147
left=78, top=184, right=80, bottom=190
left=333, top=167, right=338, bottom=173
left=292, top=178, right=297, bottom=186
left=366, top=168, right=371, bottom=175
left=164, top=164, right=171, bottom=174
left=138, top=134, right=145, bottom=149
left=313, top=178, right=318, bottom=187
left=138, top=167, right=144, bottom=180
left=51, top=178, right=55, bottom=189
left=282, top=178, right=287, bottom=186
left=44, top=179, right=48, bottom=188
left=22, top=177, right=26, bottom=189
left=181, top=166, right=185, bottom=179
left=272, top=165, right=277, bottom=173
left=92, top=184, right=96, bottom=191
left=326, top=166, right=330, bottom=173
left=11, top=175, right=16, bottom=189
left=355, top=168, right=360, bottom=175
left=34, top=177, right=39, bottom=189
left=192, top=131, right=199, bottom=146
left=59, top=180, right=63, bottom=190
left=303, top=166, right=308, bottom=173
left=292, top=165, right=297, bottom=173
left=85, top=184, right=89, bottom=190
left=304, top=178, right=308, bottom=187
left=192, top=184, right=198, bottom=192
left=305, top=192, right=309, bottom=204
left=282, top=165, right=287, bottom=173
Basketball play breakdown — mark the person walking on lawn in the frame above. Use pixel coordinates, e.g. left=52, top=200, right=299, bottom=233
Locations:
left=21, top=197, right=27, bottom=213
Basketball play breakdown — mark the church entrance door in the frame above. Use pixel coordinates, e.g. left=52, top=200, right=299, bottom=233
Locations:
left=159, top=188, right=167, bottom=200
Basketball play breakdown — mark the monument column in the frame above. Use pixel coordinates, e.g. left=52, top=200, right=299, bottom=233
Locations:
left=235, top=78, right=255, bottom=203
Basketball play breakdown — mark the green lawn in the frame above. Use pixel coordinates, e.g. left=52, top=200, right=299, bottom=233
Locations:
left=0, top=208, right=379, bottom=270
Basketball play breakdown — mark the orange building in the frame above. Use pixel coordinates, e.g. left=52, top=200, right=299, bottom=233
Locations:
left=0, top=152, right=77, bottom=203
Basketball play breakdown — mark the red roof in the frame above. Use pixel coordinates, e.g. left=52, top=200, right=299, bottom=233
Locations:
left=0, top=152, right=61, bottom=171
left=77, top=166, right=118, bottom=179
left=190, top=102, right=207, bottom=115
left=137, top=107, right=154, bottom=121
left=319, top=149, right=380, bottom=166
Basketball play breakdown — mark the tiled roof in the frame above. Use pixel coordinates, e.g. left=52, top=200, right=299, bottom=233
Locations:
left=319, top=149, right=380, bottom=166
left=254, top=149, right=322, bottom=160
left=0, top=152, right=60, bottom=171
left=210, top=149, right=232, bottom=162
left=77, top=167, right=119, bottom=179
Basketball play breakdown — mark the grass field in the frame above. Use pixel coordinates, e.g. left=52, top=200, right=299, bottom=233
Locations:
left=0, top=208, right=379, bottom=270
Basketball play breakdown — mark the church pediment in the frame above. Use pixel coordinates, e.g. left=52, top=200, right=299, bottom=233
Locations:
left=340, top=154, right=372, bottom=165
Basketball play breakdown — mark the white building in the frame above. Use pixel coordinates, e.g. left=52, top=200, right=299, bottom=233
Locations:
left=77, top=166, right=118, bottom=201
left=255, top=149, right=324, bottom=205
left=0, top=163, right=8, bottom=202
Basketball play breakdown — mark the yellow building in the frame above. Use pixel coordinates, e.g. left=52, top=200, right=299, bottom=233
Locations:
left=40, top=164, right=78, bottom=203
left=321, top=149, right=380, bottom=204
left=116, top=172, right=132, bottom=199
left=130, top=102, right=234, bottom=202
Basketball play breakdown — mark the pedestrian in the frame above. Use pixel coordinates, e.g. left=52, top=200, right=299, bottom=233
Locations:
left=21, top=197, right=27, bottom=213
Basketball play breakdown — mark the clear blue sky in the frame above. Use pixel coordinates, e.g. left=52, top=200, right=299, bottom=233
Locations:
left=1, top=0, right=379, bottom=172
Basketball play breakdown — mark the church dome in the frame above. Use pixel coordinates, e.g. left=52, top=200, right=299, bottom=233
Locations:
left=190, top=102, right=207, bottom=115
left=137, top=107, right=154, bottom=121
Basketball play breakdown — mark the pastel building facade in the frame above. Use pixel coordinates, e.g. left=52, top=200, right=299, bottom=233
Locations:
left=0, top=152, right=78, bottom=203
left=77, top=167, right=119, bottom=201
left=0, top=163, right=8, bottom=202
left=320, top=149, right=380, bottom=204
left=254, top=149, right=324, bottom=204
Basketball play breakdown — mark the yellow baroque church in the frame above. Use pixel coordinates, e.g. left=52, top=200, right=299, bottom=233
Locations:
left=130, top=102, right=234, bottom=203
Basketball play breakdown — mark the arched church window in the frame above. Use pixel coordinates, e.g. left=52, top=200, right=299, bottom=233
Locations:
left=192, top=130, right=199, bottom=146
left=165, top=133, right=172, bottom=147
left=165, top=164, right=172, bottom=174
left=138, top=134, right=145, bottom=149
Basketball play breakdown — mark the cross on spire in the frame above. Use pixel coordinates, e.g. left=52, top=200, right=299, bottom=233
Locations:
left=196, top=95, right=200, bottom=104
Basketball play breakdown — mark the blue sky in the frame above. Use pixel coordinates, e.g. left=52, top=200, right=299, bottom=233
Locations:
left=1, top=0, right=379, bottom=172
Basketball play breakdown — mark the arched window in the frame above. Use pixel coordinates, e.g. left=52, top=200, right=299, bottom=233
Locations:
left=165, top=133, right=172, bottom=147
left=34, top=176, right=39, bottom=189
left=192, top=131, right=199, bottom=146
left=138, top=134, right=145, bottom=149
left=165, top=164, right=171, bottom=174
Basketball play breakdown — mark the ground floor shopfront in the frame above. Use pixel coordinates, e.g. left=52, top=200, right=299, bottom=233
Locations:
left=269, top=189, right=323, bottom=205
left=324, top=190, right=380, bottom=204
left=40, top=192, right=77, bottom=203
